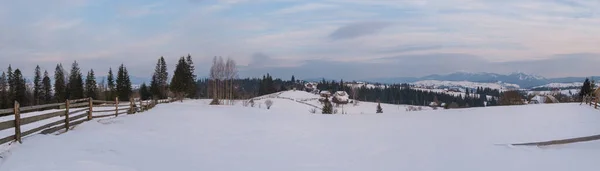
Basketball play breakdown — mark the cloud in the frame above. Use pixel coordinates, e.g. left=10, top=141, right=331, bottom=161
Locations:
left=271, top=3, right=337, bottom=15
left=239, top=53, right=600, bottom=80
left=329, top=21, right=392, bottom=40
left=2, top=0, right=600, bottom=80
left=120, top=3, right=164, bottom=18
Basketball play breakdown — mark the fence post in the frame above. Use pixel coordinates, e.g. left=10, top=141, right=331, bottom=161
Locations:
left=115, top=97, right=119, bottom=117
left=65, top=99, right=70, bottom=132
left=140, top=100, right=143, bottom=112
left=88, top=97, right=93, bottom=120
left=14, top=101, right=22, bottom=143
left=595, top=98, right=598, bottom=109
left=129, top=98, right=134, bottom=114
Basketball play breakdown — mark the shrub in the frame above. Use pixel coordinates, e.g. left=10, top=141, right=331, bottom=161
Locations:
left=265, top=99, right=273, bottom=109
left=209, top=98, right=220, bottom=105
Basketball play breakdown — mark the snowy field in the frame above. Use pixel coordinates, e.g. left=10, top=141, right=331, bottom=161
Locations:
left=1, top=91, right=600, bottom=170
left=412, top=80, right=520, bottom=90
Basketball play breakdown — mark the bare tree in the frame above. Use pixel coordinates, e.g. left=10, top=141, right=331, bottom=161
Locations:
left=265, top=99, right=273, bottom=109
left=223, top=58, right=238, bottom=105
left=209, top=56, right=227, bottom=105
left=351, top=86, right=359, bottom=106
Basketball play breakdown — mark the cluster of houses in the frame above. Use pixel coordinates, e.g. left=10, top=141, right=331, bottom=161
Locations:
left=303, top=82, right=351, bottom=104
left=319, top=90, right=350, bottom=104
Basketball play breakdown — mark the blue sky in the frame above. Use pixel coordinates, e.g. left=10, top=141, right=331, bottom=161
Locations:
left=1, top=0, right=600, bottom=80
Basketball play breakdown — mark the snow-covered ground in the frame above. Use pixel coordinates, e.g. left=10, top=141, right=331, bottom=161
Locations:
left=527, top=89, right=579, bottom=96
left=534, top=82, right=583, bottom=89
left=412, top=80, right=520, bottom=90
left=246, top=90, right=429, bottom=114
left=412, top=88, right=494, bottom=100
left=2, top=91, right=600, bottom=171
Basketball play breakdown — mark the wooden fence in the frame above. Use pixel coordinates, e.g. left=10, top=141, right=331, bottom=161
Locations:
left=0, top=97, right=174, bottom=146
left=582, top=96, right=598, bottom=109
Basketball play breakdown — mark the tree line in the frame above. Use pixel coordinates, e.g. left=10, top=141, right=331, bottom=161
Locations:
left=0, top=62, right=134, bottom=109
left=0, top=54, right=199, bottom=109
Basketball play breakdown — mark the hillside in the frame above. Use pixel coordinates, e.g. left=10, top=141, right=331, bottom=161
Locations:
left=2, top=100, right=600, bottom=170
left=239, top=90, right=427, bottom=114
left=366, top=72, right=596, bottom=88
left=412, top=80, right=520, bottom=90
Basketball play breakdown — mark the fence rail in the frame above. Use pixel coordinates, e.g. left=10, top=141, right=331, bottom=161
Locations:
left=0, top=97, right=172, bottom=146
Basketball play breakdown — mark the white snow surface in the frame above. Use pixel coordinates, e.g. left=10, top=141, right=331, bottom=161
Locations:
left=534, top=82, right=583, bottom=88
left=2, top=91, right=600, bottom=170
left=413, top=80, right=520, bottom=90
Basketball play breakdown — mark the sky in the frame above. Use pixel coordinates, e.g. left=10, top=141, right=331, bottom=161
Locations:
left=1, top=0, right=600, bottom=81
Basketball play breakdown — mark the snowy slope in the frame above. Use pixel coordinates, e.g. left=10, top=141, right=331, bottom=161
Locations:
left=534, top=82, right=583, bottom=88
left=412, top=80, right=520, bottom=90
left=2, top=99, right=600, bottom=170
left=247, top=90, right=428, bottom=114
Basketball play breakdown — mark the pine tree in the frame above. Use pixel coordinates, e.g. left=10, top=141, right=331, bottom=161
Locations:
left=0, top=72, right=7, bottom=108
left=186, top=54, right=197, bottom=98
left=7, top=65, right=14, bottom=105
left=116, top=64, right=132, bottom=101
left=42, top=71, right=52, bottom=104
left=33, top=65, right=42, bottom=105
left=322, top=97, right=333, bottom=114
left=85, top=69, right=97, bottom=99
left=150, top=57, right=169, bottom=99
left=151, top=58, right=161, bottom=99
left=107, top=68, right=115, bottom=100
left=139, top=83, right=152, bottom=100
left=54, top=64, right=67, bottom=102
left=150, top=74, right=160, bottom=99
left=67, top=61, right=84, bottom=99
left=580, top=78, right=591, bottom=97
left=13, top=69, right=27, bottom=105
left=376, top=102, right=383, bottom=113
left=291, top=75, right=295, bottom=84
left=159, top=57, right=168, bottom=97
left=170, top=57, right=189, bottom=100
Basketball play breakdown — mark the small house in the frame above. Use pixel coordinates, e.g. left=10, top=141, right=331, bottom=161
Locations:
left=429, top=102, right=439, bottom=107
left=332, top=91, right=349, bottom=104
left=320, top=91, right=331, bottom=98
left=530, top=95, right=546, bottom=104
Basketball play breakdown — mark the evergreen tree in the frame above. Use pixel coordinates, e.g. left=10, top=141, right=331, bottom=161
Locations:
left=186, top=55, right=197, bottom=98
left=291, top=75, right=295, bottom=84
left=0, top=72, right=7, bottom=108
left=85, top=69, right=97, bottom=99
left=116, top=64, right=132, bottom=101
left=580, top=78, right=591, bottom=97
left=33, top=65, right=42, bottom=105
left=159, top=57, right=168, bottom=95
left=322, top=97, right=333, bottom=114
left=67, top=61, right=84, bottom=99
left=139, top=83, right=152, bottom=100
left=7, top=65, right=14, bottom=105
left=376, top=102, right=383, bottom=113
left=150, top=57, right=169, bottom=99
left=54, top=64, right=67, bottom=102
left=150, top=74, right=160, bottom=99
left=107, top=68, right=115, bottom=100
left=170, top=57, right=189, bottom=99
left=12, top=69, right=27, bottom=105
left=42, top=71, right=52, bottom=104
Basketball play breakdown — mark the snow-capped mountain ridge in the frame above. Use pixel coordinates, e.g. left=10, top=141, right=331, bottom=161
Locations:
left=366, top=72, right=597, bottom=88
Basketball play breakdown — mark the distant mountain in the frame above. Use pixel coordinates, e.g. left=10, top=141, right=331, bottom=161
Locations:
left=367, top=72, right=598, bottom=88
